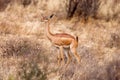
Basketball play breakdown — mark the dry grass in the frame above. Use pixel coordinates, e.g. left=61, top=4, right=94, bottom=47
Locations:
left=0, top=0, right=120, bottom=80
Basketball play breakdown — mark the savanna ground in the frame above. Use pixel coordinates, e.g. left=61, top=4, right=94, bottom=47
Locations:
left=0, top=0, right=120, bottom=80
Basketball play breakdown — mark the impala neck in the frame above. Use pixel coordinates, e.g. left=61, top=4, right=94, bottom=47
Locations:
left=46, top=20, right=54, bottom=40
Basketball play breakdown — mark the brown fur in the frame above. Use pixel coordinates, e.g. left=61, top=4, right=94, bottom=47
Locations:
left=45, top=15, right=80, bottom=67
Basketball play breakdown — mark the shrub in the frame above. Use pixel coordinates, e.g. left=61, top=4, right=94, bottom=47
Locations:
left=67, top=0, right=100, bottom=21
left=18, top=61, right=47, bottom=80
left=0, top=0, right=10, bottom=11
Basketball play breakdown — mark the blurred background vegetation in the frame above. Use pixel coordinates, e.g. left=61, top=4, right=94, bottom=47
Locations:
left=0, top=0, right=120, bottom=80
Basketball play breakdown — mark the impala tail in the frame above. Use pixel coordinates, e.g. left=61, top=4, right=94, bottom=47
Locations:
left=76, top=36, right=78, bottom=42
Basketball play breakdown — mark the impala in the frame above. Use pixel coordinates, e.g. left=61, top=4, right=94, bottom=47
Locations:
left=44, top=14, right=80, bottom=66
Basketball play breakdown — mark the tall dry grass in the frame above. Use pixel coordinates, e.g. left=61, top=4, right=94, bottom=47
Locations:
left=0, top=0, right=120, bottom=80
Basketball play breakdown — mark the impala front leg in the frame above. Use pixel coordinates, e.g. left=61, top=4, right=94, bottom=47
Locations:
left=60, top=46, right=65, bottom=65
left=65, top=50, right=72, bottom=68
left=57, top=49, right=61, bottom=66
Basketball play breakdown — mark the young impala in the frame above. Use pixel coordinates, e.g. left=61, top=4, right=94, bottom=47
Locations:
left=44, top=14, right=80, bottom=66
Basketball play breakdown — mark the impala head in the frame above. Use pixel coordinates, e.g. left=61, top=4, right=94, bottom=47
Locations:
left=41, top=14, right=55, bottom=22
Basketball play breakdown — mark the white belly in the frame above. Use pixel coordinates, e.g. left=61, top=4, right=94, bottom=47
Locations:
left=54, top=44, right=70, bottom=49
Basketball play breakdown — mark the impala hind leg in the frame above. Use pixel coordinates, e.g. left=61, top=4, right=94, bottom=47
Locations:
left=70, top=46, right=80, bottom=63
